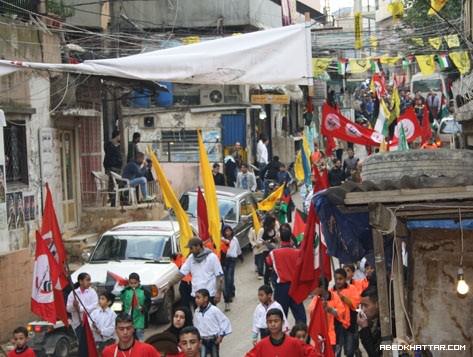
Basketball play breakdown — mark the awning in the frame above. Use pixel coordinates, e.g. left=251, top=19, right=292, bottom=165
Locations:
left=0, top=24, right=312, bottom=86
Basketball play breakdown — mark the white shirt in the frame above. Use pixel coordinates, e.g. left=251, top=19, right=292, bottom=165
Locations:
left=180, top=251, right=224, bottom=296
left=256, top=140, right=268, bottom=164
left=89, top=307, right=117, bottom=342
left=226, top=238, right=241, bottom=258
left=252, top=300, right=288, bottom=335
left=194, top=304, right=232, bottom=338
left=66, top=287, right=99, bottom=329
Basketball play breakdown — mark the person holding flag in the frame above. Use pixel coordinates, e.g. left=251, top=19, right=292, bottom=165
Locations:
left=66, top=272, right=98, bottom=357
left=120, top=273, right=151, bottom=341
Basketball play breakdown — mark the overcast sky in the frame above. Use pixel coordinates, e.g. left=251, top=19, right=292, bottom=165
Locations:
left=330, top=0, right=354, bottom=11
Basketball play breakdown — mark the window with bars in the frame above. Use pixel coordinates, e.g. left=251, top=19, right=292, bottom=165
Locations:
left=160, top=129, right=199, bottom=162
left=4, top=120, right=29, bottom=186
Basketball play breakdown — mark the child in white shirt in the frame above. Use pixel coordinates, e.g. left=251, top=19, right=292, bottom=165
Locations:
left=252, top=284, right=288, bottom=346
left=89, top=292, right=117, bottom=351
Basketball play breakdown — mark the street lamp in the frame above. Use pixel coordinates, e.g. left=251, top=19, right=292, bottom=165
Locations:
left=457, top=267, right=469, bottom=296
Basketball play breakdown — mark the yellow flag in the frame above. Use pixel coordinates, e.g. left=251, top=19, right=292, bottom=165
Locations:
left=391, top=86, right=401, bottom=122
left=147, top=147, right=193, bottom=257
left=449, top=51, right=471, bottom=75
left=370, top=35, right=378, bottom=48
left=258, top=184, right=285, bottom=212
left=445, top=34, right=460, bottom=48
left=312, top=58, right=332, bottom=76
left=182, top=36, right=200, bottom=45
left=428, top=37, right=442, bottom=50
left=388, top=0, right=404, bottom=18
left=348, top=59, right=370, bottom=73
left=197, top=130, right=221, bottom=253
left=294, top=150, right=305, bottom=182
left=416, top=55, right=436, bottom=75
left=354, top=12, right=362, bottom=50
left=428, top=0, right=448, bottom=15
left=412, top=38, right=424, bottom=46
left=251, top=208, right=261, bottom=233
left=380, top=56, right=401, bottom=65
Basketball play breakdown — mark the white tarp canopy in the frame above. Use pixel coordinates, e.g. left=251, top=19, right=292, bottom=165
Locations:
left=0, top=24, right=312, bottom=85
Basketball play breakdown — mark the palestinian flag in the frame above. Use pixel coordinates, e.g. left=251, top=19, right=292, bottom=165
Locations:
left=436, top=53, right=449, bottom=70
left=106, top=271, right=128, bottom=296
left=293, top=209, right=306, bottom=245
left=337, top=59, right=347, bottom=75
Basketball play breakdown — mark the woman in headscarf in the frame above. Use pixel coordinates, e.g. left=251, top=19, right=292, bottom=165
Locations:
left=146, top=306, right=193, bottom=355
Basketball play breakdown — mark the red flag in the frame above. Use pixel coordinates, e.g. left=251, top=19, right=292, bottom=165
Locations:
left=293, top=210, right=306, bottom=238
left=322, top=103, right=385, bottom=147
left=289, top=204, right=319, bottom=304
left=421, top=106, right=432, bottom=144
left=394, top=107, right=422, bottom=143
left=83, top=312, right=99, bottom=357
left=308, top=297, right=335, bottom=357
left=315, top=221, right=332, bottom=282
left=312, top=165, right=329, bottom=194
left=372, top=73, right=387, bottom=98
left=197, top=187, right=210, bottom=241
left=40, top=184, right=67, bottom=287
left=31, top=231, right=59, bottom=324
left=131, top=290, right=139, bottom=309
left=324, top=135, right=336, bottom=157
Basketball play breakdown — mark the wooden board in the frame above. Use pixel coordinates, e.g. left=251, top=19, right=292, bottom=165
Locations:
left=345, top=185, right=473, bottom=205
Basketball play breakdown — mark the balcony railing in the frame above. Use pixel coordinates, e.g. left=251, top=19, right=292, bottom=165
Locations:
left=0, top=0, right=74, bottom=19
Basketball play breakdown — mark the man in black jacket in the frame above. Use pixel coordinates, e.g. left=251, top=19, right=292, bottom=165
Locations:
left=103, top=129, right=123, bottom=206
left=328, top=159, right=345, bottom=187
left=357, top=287, right=381, bottom=357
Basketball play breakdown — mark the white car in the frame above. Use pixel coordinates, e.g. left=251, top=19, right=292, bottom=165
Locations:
left=72, top=220, right=186, bottom=324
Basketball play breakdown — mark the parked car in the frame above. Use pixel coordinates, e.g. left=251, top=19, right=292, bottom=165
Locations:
left=437, top=116, right=463, bottom=148
left=27, top=320, right=76, bottom=357
left=72, top=220, right=189, bottom=325
left=179, top=186, right=259, bottom=248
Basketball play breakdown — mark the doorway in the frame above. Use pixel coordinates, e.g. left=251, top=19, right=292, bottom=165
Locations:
left=59, top=130, right=78, bottom=229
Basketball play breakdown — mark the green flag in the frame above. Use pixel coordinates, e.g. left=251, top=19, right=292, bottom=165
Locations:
left=397, top=124, right=409, bottom=152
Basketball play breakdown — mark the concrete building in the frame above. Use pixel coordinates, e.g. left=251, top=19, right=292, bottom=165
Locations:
left=0, top=16, right=60, bottom=341
left=60, top=0, right=324, bottom=194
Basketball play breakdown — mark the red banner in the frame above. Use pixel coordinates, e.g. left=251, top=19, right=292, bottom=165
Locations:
left=322, top=103, right=384, bottom=147
left=394, top=107, right=422, bottom=143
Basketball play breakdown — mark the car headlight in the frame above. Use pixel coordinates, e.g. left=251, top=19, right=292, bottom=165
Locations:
left=111, top=301, right=123, bottom=312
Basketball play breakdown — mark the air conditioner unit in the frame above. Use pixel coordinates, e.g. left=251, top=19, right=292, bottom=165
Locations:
left=200, top=86, right=225, bottom=106
left=141, top=116, right=156, bottom=128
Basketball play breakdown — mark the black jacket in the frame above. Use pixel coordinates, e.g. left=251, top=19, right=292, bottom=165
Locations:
left=103, top=142, right=123, bottom=170
left=213, top=172, right=225, bottom=186
left=359, top=318, right=382, bottom=357
left=328, top=167, right=345, bottom=187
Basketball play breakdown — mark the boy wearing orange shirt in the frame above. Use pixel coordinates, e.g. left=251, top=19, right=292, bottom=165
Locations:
left=331, top=268, right=361, bottom=357
left=308, top=277, right=349, bottom=353
left=344, top=264, right=369, bottom=293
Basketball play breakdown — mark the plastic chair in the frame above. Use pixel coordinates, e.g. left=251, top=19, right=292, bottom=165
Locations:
left=109, top=171, right=137, bottom=206
left=91, top=171, right=109, bottom=206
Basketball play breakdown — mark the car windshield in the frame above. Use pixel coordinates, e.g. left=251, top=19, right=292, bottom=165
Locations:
left=180, top=194, right=237, bottom=222
left=440, top=120, right=462, bottom=134
left=413, top=79, right=442, bottom=93
left=91, top=235, right=172, bottom=262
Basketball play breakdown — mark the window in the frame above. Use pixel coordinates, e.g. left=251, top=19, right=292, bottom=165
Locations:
left=160, top=129, right=198, bottom=162
left=4, top=120, right=28, bottom=186
left=91, top=235, right=171, bottom=262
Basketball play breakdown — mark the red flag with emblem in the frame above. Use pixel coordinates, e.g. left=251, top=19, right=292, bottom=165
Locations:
left=40, top=184, right=68, bottom=287
left=308, top=297, right=335, bottom=357
left=322, top=103, right=385, bottom=147
left=31, top=231, right=59, bottom=324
